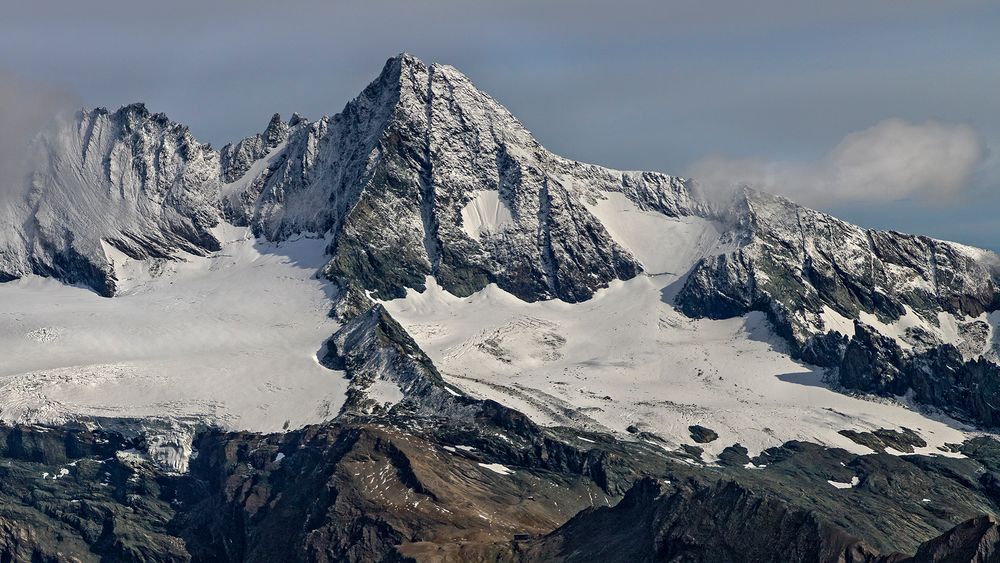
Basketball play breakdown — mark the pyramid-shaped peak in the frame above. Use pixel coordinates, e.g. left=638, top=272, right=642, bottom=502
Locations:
left=265, top=112, right=283, bottom=129
left=372, top=53, right=483, bottom=99
left=384, top=52, right=470, bottom=78
left=356, top=53, right=531, bottom=145
left=375, top=52, right=429, bottom=84
left=262, top=112, right=290, bottom=145
left=388, top=51, right=425, bottom=66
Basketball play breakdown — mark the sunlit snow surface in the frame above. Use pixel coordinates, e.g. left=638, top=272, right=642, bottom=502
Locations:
left=0, top=192, right=979, bottom=457
left=460, top=190, right=515, bottom=240
left=0, top=225, right=346, bottom=431
left=386, top=194, right=972, bottom=459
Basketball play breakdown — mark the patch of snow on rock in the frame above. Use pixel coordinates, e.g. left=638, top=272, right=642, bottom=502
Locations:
left=478, top=462, right=514, bottom=476
left=460, top=190, right=515, bottom=239
left=584, top=191, right=722, bottom=275
left=827, top=476, right=860, bottom=489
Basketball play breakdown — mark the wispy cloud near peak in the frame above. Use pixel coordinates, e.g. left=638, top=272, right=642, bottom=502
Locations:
left=687, top=118, right=986, bottom=207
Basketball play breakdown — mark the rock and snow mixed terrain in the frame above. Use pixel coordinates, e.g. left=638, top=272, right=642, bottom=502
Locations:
left=0, top=104, right=223, bottom=297
left=2, top=51, right=1000, bottom=561
left=1, top=53, right=998, bottom=461
left=383, top=189, right=977, bottom=458
left=385, top=274, right=970, bottom=459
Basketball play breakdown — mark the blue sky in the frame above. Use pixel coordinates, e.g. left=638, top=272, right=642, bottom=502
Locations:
left=2, top=1, right=998, bottom=247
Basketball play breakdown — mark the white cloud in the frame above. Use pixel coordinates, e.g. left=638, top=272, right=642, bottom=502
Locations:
left=687, top=118, right=986, bottom=207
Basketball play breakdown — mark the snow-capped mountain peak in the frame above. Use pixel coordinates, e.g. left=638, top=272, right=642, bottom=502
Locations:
left=0, top=103, right=222, bottom=296
left=3, top=53, right=1000, bottom=454
left=0, top=53, right=700, bottom=303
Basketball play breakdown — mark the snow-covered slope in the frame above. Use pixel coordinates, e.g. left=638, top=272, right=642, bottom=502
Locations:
left=0, top=225, right=346, bottom=433
left=384, top=213, right=971, bottom=458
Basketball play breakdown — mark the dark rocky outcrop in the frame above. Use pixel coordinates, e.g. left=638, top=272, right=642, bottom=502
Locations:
left=838, top=322, right=907, bottom=393
left=902, top=515, right=1000, bottom=563
left=717, top=443, right=752, bottom=467
left=839, top=428, right=927, bottom=454
left=834, top=330, right=1000, bottom=430
left=0, top=425, right=192, bottom=562
left=525, top=476, right=1000, bottom=563
left=321, top=303, right=451, bottom=416
left=524, top=477, right=883, bottom=563
left=904, top=348, right=1000, bottom=429
left=3, top=422, right=1000, bottom=561
left=688, top=424, right=719, bottom=444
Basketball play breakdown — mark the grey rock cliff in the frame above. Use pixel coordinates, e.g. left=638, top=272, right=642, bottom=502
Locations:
left=222, top=54, right=701, bottom=302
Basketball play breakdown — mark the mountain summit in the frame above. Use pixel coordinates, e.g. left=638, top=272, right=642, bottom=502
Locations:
left=0, top=54, right=700, bottom=302
left=3, top=52, right=1000, bottom=436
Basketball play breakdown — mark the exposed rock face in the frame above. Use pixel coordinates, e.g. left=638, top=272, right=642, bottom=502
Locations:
left=904, top=347, right=1000, bottom=428
left=838, top=321, right=907, bottom=392
left=0, top=104, right=222, bottom=296
left=0, top=425, right=193, bottom=562
left=219, top=113, right=293, bottom=183
left=321, top=303, right=452, bottom=416
left=522, top=436, right=1000, bottom=563
left=4, top=421, right=1000, bottom=562
left=717, top=443, right=752, bottom=467
left=838, top=428, right=927, bottom=454
left=177, top=422, right=621, bottom=563
left=222, top=54, right=704, bottom=302
left=688, top=424, right=718, bottom=444
left=525, top=477, right=1000, bottom=563
left=525, top=477, right=882, bottom=563
left=835, top=325, right=1000, bottom=428
left=902, top=515, right=1000, bottom=563
left=676, top=189, right=1000, bottom=351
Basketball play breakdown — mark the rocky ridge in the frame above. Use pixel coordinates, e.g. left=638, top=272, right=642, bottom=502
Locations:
left=0, top=104, right=223, bottom=296
left=4, top=420, right=1000, bottom=562
left=675, top=188, right=1000, bottom=427
left=1, top=54, right=703, bottom=306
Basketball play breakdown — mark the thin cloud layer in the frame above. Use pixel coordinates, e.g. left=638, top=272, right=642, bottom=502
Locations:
left=688, top=119, right=986, bottom=207
left=0, top=72, right=78, bottom=197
